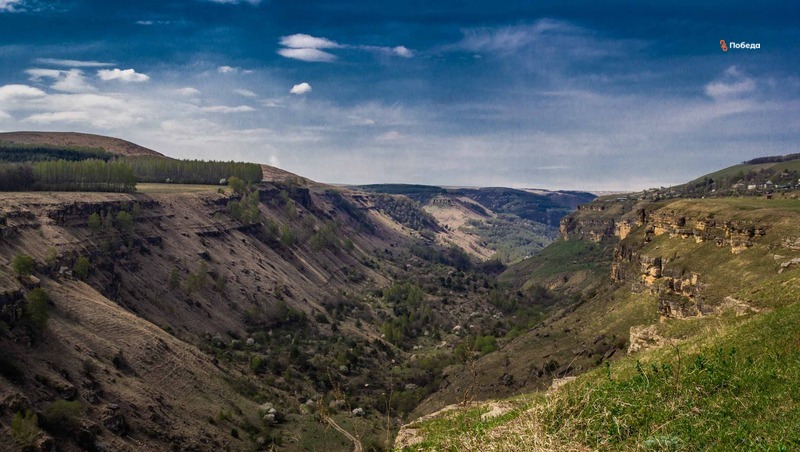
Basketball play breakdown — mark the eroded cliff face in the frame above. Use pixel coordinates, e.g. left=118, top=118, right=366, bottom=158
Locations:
left=560, top=198, right=776, bottom=322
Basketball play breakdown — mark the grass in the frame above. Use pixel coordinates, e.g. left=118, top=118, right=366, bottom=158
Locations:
left=405, top=277, right=800, bottom=451
left=135, top=183, right=227, bottom=194
left=404, top=195, right=800, bottom=451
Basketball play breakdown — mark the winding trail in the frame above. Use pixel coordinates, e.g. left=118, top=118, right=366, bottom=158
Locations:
left=325, top=417, right=363, bottom=452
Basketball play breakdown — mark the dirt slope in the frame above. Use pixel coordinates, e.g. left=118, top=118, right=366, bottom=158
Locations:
left=0, top=131, right=164, bottom=157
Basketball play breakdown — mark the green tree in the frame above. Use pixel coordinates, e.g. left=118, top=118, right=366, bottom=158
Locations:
left=12, top=254, right=35, bottom=277
left=45, top=247, right=58, bottom=268
left=228, top=176, right=246, bottom=194
left=73, top=256, right=90, bottom=279
left=280, top=226, right=294, bottom=247
left=24, top=288, right=49, bottom=337
left=169, top=269, right=181, bottom=290
left=114, top=211, right=134, bottom=235
left=88, top=212, right=102, bottom=234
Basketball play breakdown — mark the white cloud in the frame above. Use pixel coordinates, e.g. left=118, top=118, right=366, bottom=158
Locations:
left=35, top=58, right=114, bottom=68
left=136, top=20, right=153, bottom=25
left=97, top=68, right=150, bottom=82
left=277, top=48, right=337, bottom=63
left=268, top=154, right=280, bottom=167
left=393, top=46, right=414, bottom=58
left=234, top=88, right=257, bottom=97
left=290, top=82, right=312, bottom=95
left=26, top=68, right=96, bottom=93
left=280, top=34, right=342, bottom=50
left=277, top=33, right=413, bottom=62
left=175, top=87, right=201, bottom=96
left=0, top=110, right=11, bottom=119
left=0, top=84, right=46, bottom=102
left=705, top=67, right=756, bottom=100
left=376, top=130, right=404, bottom=141
left=218, top=65, right=236, bottom=74
left=200, top=105, right=256, bottom=113
left=0, top=0, right=22, bottom=12
left=24, top=110, right=91, bottom=124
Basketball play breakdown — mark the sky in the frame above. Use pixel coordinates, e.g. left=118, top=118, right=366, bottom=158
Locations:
left=0, top=0, right=799, bottom=190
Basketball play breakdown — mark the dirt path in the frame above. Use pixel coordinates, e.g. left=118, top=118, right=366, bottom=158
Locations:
left=325, top=417, right=363, bottom=452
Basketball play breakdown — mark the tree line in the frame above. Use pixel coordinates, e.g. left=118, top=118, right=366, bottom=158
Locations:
left=0, top=156, right=264, bottom=192
left=120, top=157, right=263, bottom=184
left=0, top=143, right=113, bottom=163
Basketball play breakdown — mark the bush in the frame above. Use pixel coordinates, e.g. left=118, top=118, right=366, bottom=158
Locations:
left=11, top=410, right=41, bottom=447
left=88, top=212, right=102, bottom=234
left=24, top=288, right=49, bottom=337
left=73, top=256, right=90, bottom=280
left=228, top=176, right=246, bottom=194
left=0, top=355, right=24, bottom=384
left=169, top=269, right=181, bottom=289
left=114, top=211, right=134, bottom=235
left=42, top=400, right=82, bottom=433
left=12, top=254, right=35, bottom=277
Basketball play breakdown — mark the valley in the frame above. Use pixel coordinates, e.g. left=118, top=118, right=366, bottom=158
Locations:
left=1, top=132, right=799, bottom=451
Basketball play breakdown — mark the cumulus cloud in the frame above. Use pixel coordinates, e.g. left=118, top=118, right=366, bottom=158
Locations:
left=0, top=84, right=45, bottom=102
left=280, top=34, right=342, bottom=50
left=35, top=58, right=114, bottom=68
left=0, top=0, right=22, bottom=12
left=200, top=105, right=256, bottom=113
left=26, top=68, right=96, bottom=93
left=705, top=66, right=756, bottom=100
left=393, top=46, right=413, bottom=58
left=97, top=68, right=150, bottom=82
left=277, top=33, right=412, bottom=62
left=290, top=83, right=312, bottom=95
left=234, top=88, right=257, bottom=97
left=175, top=87, right=201, bottom=96
left=278, top=48, right=337, bottom=63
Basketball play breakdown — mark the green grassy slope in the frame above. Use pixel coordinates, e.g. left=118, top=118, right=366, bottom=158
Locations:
left=402, top=195, right=800, bottom=450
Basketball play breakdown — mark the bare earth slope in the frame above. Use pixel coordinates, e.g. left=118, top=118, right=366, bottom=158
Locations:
left=0, top=131, right=164, bottom=157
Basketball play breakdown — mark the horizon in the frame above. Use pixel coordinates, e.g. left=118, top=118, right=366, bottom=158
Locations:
left=0, top=1, right=798, bottom=191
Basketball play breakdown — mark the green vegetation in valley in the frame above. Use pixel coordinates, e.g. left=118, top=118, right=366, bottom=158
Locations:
left=462, top=214, right=557, bottom=264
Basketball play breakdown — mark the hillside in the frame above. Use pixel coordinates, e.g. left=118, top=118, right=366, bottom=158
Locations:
left=0, top=133, right=573, bottom=450
left=0, top=132, right=164, bottom=158
left=399, top=179, right=800, bottom=449
left=356, top=184, right=595, bottom=264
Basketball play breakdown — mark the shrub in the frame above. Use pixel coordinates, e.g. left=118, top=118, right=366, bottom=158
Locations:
left=87, top=212, right=102, bottom=234
left=114, top=211, right=134, bottom=235
left=42, top=400, right=82, bottom=433
left=169, top=269, right=181, bottom=289
left=228, top=176, right=246, bottom=194
left=45, top=247, right=58, bottom=268
left=72, top=256, right=90, bottom=280
left=12, top=254, right=35, bottom=277
left=0, top=355, right=24, bottom=383
left=11, top=410, right=41, bottom=447
left=24, top=288, right=49, bottom=337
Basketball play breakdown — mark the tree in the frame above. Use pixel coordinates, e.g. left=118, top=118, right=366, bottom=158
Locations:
left=228, top=176, right=246, bottom=194
left=88, top=212, right=102, bottom=234
left=73, top=256, right=90, bottom=279
left=169, top=269, right=181, bottom=290
left=12, top=254, right=35, bottom=277
left=24, top=288, right=49, bottom=337
left=114, top=211, right=134, bottom=235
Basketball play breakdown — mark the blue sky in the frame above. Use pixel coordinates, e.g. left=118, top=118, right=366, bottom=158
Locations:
left=0, top=0, right=798, bottom=190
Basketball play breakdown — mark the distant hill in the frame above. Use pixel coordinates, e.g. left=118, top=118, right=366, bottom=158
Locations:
left=0, top=131, right=164, bottom=158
